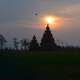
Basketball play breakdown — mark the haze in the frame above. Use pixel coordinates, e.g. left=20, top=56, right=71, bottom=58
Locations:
left=0, top=0, right=80, bottom=47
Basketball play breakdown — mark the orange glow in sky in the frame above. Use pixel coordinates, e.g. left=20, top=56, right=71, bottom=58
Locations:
left=45, top=16, right=55, bottom=24
left=41, top=15, right=64, bottom=29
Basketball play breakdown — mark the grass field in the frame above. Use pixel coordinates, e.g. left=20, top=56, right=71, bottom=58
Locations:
left=0, top=50, right=80, bottom=80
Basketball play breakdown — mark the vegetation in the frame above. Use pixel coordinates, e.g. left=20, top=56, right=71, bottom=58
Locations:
left=13, top=38, right=19, bottom=50
left=0, top=34, right=7, bottom=49
left=0, top=25, right=80, bottom=51
left=20, top=38, right=29, bottom=50
left=0, top=25, right=80, bottom=80
left=0, top=50, right=80, bottom=80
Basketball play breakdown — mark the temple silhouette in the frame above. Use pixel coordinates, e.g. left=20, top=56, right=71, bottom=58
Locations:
left=29, top=24, right=57, bottom=51
left=40, top=24, right=57, bottom=51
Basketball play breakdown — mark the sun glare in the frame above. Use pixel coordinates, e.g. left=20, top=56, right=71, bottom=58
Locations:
left=41, top=15, right=64, bottom=29
left=45, top=16, right=55, bottom=24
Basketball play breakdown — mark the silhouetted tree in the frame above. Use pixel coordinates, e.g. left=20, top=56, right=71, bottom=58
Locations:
left=13, top=38, right=19, bottom=50
left=20, top=39, right=29, bottom=50
left=0, top=34, right=7, bottom=49
left=29, top=35, right=39, bottom=51
left=40, top=24, right=57, bottom=51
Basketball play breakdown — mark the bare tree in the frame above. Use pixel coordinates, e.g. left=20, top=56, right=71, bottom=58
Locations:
left=0, top=34, right=7, bottom=49
left=20, top=39, right=29, bottom=50
left=13, top=38, right=19, bottom=50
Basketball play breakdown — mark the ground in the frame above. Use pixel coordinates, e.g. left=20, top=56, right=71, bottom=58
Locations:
left=0, top=50, right=80, bottom=80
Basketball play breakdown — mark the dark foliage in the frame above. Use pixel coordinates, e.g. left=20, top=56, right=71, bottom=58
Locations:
left=20, top=39, right=29, bottom=50
left=0, top=24, right=80, bottom=51
left=13, top=38, right=19, bottom=50
left=0, top=34, right=7, bottom=49
left=0, top=49, right=80, bottom=80
left=40, top=24, right=57, bottom=51
left=29, top=35, right=39, bottom=51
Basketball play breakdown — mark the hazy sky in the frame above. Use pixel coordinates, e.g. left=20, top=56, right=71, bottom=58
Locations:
left=0, top=0, right=80, bottom=47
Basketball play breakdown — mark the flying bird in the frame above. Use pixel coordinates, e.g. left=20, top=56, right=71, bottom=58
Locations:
left=34, top=13, right=38, bottom=16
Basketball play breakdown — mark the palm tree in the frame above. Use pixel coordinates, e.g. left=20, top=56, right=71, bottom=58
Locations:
left=0, top=34, right=7, bottom=49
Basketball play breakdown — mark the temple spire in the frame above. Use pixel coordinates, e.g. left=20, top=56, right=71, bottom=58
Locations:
left=46, top=24, right=50, bottom=30
left=40, top=24, right=57, bottom=51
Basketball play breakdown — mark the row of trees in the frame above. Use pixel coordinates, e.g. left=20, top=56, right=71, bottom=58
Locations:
left=0, top=36, right=29, bottom=50
left=0, top=25, right=58, bottom=51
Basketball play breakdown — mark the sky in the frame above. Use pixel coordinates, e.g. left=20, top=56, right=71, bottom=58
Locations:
left=0, top=0, right=80, bottom=47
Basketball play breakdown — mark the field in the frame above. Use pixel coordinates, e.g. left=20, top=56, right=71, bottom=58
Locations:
left=0, top=50, right=80, bottom=80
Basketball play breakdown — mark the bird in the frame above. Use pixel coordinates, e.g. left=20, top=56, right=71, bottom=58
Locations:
left=34, top=13, right=38, bottom=16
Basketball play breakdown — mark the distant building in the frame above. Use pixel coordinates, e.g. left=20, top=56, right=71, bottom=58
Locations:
left=40, top=24, right=57, bottom=51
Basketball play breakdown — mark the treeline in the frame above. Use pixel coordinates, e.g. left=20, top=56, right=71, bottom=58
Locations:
left=0, top=24, right=80, bottom=52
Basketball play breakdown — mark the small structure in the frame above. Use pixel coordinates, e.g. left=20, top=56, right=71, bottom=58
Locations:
left=40, top=24, right=57, bottom=51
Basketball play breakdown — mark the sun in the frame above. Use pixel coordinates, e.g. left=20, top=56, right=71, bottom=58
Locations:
left=41, top=15, right=64, bottom=29
left=45, top=16, right=55, bottom=24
